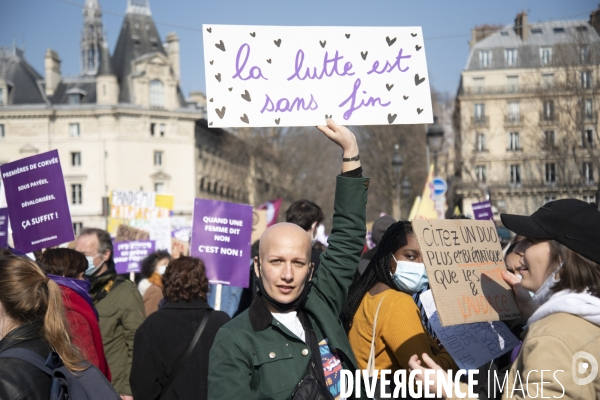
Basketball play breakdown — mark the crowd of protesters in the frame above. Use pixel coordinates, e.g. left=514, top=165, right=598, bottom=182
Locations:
left=1, top=120, right=599, bottom=399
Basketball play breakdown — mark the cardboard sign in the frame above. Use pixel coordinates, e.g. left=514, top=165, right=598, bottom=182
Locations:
left=419, top=290, right=519, bottom=370
left=251, top=209, right=267, bottom=244
left=472, top=200, right=493, bottom=221
left=412, top=219, right=521, bottom=326
left=0, top=207, right=8, bottom=248
left=190, top=199, right=252, bottom=287
left=0, top=150, right=74, bottom=252
left=114, top=224, right=150, bottom=242
left=113, top=240, right=155, bottom=274
left=203, top=25, right=433, bottom=127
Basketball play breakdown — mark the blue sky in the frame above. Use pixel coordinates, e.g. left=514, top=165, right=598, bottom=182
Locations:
left=0, top=0, right=596, bottom=97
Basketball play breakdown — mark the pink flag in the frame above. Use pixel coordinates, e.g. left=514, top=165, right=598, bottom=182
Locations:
left=258, top=198, right=282, bottom=227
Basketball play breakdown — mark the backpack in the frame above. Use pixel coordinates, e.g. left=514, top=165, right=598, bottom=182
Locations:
left=0, top=348, right=120, bottom=400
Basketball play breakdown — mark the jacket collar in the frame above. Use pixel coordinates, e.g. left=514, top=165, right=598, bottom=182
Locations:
left=161, top=297, right=211, bottom=310
left=0, top=322, right=42, bottom=353
left=248, top=296, right=275, bottom=332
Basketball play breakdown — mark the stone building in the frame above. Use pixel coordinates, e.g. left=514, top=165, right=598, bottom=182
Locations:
left=0, top=0, right=279, bottom=236
left=453, top=8, right=600, bottom=217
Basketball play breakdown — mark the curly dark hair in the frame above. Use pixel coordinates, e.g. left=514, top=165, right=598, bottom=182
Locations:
left=163, top=256, right=209, bottom=302
left=341, top=221, right=413, bottom=332
left=140, top=250, right=172, bottom=278
left=38, top=248, right=88, bottom=278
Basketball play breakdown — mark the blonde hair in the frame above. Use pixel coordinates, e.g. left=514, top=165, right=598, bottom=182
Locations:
left=0, top=255, right=86, bottom=371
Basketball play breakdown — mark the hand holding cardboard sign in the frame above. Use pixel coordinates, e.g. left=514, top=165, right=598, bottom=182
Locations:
left=316, top=119, right=360, bottom=172
left=502, top=269, right=538, bottom=320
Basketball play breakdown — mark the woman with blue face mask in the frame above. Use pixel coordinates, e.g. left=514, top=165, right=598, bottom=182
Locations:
left=341, top=221, right=457, bottom=397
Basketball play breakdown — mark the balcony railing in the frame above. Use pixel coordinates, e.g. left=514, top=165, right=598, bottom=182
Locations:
left=471, top=116, right=489, bottom=127
left=539, top=113, right=559, bottom=125
left=505, top=115, right=523, bottom=127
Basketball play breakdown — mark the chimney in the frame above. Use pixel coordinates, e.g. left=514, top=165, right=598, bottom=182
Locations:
left=165, top=32, right=180, bottom=84
left=189, top=91, right=207, bottom=108
left=469, top=24, right=503, bottom=49
left=515, top=11, right=529, bottom=42
left=590, top=6, right=600, bottom=35
left=44, top=49, right=61, bottom=96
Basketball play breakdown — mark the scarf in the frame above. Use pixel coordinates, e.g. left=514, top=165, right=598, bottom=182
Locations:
left=148, top=272, right=164, bottom=288
left=48, top=274, right=98, bottom=319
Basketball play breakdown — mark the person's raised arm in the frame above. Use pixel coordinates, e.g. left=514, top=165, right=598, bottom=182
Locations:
left=310, top=119, right=368, bottom=316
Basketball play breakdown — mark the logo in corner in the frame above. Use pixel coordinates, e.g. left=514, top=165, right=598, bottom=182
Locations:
left=572, top=351, right=598, bottom=386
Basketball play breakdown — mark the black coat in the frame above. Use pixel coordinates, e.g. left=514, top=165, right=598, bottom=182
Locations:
left=130, top=297, right=230, bottom=400
left=0, top=323, right=52, bottom=400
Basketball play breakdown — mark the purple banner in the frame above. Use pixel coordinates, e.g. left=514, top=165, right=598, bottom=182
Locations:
left=190, top=199, right=252, bottom=288
left=113, top=240, right=156, bottom=274
left=0, top=208, right=8, bottom=248
left=0, top=150, right=74, bottom=253
left=472, top=200, right=493, bottom=221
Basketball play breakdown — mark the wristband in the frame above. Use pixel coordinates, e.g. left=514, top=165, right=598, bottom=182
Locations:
left=342, top=154, right=360, bottom=162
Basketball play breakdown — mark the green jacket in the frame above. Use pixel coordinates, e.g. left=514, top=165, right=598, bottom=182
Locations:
left=91, top=265, right=145, bottom=396
left=208, top=175, right=369, bottom=400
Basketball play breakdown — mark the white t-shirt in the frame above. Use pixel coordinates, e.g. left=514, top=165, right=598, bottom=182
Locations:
left=271, top=311, right=306, bottom=342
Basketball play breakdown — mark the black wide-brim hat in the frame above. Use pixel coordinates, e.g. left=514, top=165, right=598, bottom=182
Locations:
left=501, top=199, right=600, bottom=264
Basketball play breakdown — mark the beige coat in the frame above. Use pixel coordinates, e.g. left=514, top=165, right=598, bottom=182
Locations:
left=453, top=312, right=600, bottom=399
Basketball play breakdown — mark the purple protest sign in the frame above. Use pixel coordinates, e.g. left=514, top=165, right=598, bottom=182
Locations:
left=0, top=208, right=8, bottom=248
left=113, top=240, right=156, bottom=274
left=472, top=200, right=493, bottom=221
left=190, top=199, right=252, bottom=288
left=0, top=150, right=74, bottom=253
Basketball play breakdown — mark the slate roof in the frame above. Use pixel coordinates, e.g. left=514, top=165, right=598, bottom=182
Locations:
left=0, top=47, right=46, bottom=105
left=48, top=77, right=97, bottom=104
left=465, top=19, right=600, bottom=71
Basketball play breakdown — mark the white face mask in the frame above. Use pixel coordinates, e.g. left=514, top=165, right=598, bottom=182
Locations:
left=157, top=265, right=167, bottom=275
left=532, top=262, right=562, bottom=306
left=391, top=255, right=429, bottom=295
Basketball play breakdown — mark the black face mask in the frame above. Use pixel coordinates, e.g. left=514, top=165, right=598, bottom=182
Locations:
left=255, top=261, right=313, bottom=313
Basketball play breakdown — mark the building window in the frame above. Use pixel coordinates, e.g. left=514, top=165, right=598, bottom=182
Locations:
left=542, top=73, right=554, bottom=88
left=474, top=103, right=485, bottom=121
left=543, top=100, right=554, bottom=120
left=0, top=124, right=4, bottom=138
left=154, top=182, right=165, bottom=193
left=507, top=101, right=520, bottom=122
left=585, top=99, right=593, bottom=119
left=508, top=132, right=520, bottom=151
left=583, top=194, right=596, bottom=204
left=68, top=93, right=81, bottom=104
left=581, top=71, right=592, bottom=89
left=473, top=77, right=484, bottom=93
left=150, top=123, right=156, bottom=136
left=69, top=123, right=80, bottom=137
left=581, top=129, right=594, bottom=147
left=71, top=184, right=82, bottom=205
left=545, top=163, right=556, bottom=184
left=580, top=44, right=590, bottom=64
left=583, top=162, right=594, bottom=184
left=159, top=123, right=166, bottom=137
left=476, top=133, right=486, bottom=152
left=475, top=165, right=487, bottom=182
left=510, top=165, right=521, bottom=185
left=505, top=49, right=518, bottom=67
left=540, top=47, right=552, bottom=66
left=543, top=130, right=556, bottom=149
left=479, top=50, right=492, bottom=68
left=154, top=151, right=163, bottom=166
left=0, top=88, right=3, bottom=105
left=71, top=152, right=81, bottom=167
left=72, top=222, right=83, bottom=236
left=507, top=75, right=518, bottom=92
left=149, top=79, right=165, bottom=108
left=544, top=196, right=557, bottom=205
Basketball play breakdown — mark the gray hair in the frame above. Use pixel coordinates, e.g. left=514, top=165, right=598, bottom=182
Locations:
left=79, top=228, right=113, bottom=259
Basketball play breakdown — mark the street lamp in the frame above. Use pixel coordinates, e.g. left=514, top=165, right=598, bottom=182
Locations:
left=401, top=177, right=411, bottom=220
left=426, top=116, right=445, bottom=176
left=391, top=144, right=403, bottom=220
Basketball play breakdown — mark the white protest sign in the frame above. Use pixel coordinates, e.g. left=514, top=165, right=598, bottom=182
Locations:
left=203, top=25, right=433, bottom=127
left=419, top=290, right=519, bottom=370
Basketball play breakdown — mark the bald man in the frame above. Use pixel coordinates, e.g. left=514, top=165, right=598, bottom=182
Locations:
left=208, top=120, right=370, bottom=400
